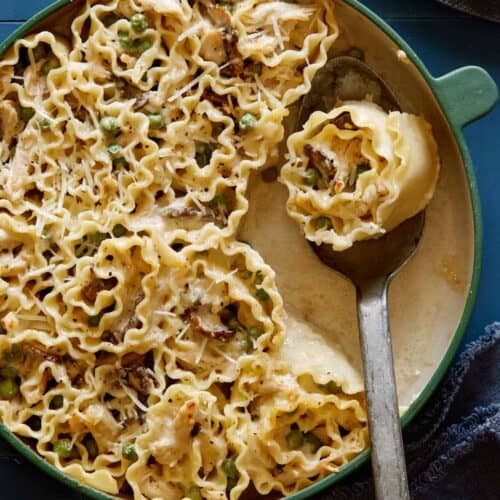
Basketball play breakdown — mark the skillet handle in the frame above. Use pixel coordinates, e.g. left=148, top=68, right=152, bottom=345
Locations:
left=433, top=66, right=498, bottom=128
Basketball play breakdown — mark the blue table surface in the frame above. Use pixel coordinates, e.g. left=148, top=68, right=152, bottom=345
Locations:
left=0, top=0, right=498, bottom=498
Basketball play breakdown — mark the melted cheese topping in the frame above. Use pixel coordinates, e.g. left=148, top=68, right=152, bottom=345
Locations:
left=0, top=1, right=371, bottom=499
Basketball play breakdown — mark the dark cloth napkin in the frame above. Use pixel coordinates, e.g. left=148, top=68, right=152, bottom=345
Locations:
left=435, top=0, right=500, bottom=22
left=1, top=323, right=500, bottom=499
left=322, top=322, right=500, bottom=500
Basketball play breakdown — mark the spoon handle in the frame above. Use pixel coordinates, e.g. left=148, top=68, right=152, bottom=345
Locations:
left=357, top=278, right=410, bottom=500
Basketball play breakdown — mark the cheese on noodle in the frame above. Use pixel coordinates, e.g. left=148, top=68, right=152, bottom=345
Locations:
left=0, top=1, right=375, bottom=499
left=280, top=101, right=440, bottom=250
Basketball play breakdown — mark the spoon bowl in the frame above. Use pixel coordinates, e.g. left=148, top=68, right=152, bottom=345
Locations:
left=312, top=211, right=425, bottom=288
left=297, top=55, right=401, bottom=126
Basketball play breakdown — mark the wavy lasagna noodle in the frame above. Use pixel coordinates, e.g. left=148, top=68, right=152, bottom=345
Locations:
left=0, top=0, right=374, bottom=499
left=280, top=101, right=440, bottom=250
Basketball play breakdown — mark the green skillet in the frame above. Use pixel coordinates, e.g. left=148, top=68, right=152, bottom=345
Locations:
left=0, top=0, right=497, bottom=498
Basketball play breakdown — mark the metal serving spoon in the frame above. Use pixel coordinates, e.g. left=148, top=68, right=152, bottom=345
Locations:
left=297, top=55, right=417, bottom=500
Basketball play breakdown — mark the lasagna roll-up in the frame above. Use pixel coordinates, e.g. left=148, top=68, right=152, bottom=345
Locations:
left=280, top=101, right=440, bottom=250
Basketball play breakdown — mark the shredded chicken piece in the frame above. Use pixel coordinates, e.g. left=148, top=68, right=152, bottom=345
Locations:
left=185, top=305, right=233, bottom=342
left=201, top=88, right=227, bottom=107
left=304, top=144, right=336, bottom=181
left=121, top=352, right=145, bottom=370
left=164, top=205, right=226, bottom=228
left=23, top=342, right=60, bottom=362
left=0, top=100, right=21, bottom=162
left=133, top=94, right=150, bottom=111
left=95, top=351, right=118, bottom=367
left=246, top=2, right=315, bottom=27
left=200, top=4, right=243, bottom=77
left=221, top=29, right=244, bottom=78
left=332, top=112, right=356, bottom=130
left=164, top=206, right=202, bottom=218
left=64, top=357, right=87, bottom=384
left=24, top=65, right=49, bottom=98
left=200, top=29, right=227, bottom=65
left=81, top=274, right=117, bottom=303
left=114, top=292, right=145, bottom=339
left=259, top=373, right=300, bottom=396
left=200, top=27, right=244, bottom=77
left=151, top=400, right=197, bottom=466
left=82, top=404, right=122, bottom=448
left=121, top=352, right=153, bottom=394
left=207, top=4, right=232, bottom=28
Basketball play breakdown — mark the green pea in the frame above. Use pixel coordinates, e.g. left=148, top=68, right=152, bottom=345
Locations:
left=185, top=485, right=202, bottom=500
left=240, top=270, right=252, bottom=280
left=33, top=44, right=47, bottom=62
left=53, top=438, right=72, bottom=459
left=38, top=118, right=51, bottom=131
left=41, top=57, right=59, bottom=75
left=208, top=194, right=228, bottom=212
left=222, top=457, right=237, bottom=477
left=103, top=13, right=121, bottom=27
left=100, top=116, right=119, bottom=136
left=241, top=334, right=253, bottom=353
left=75, top=243, right=90, bottom=258
left=227, top=318, right=240, bottom=331
left=134, top=37, right=153, bottom=54
left=354, top=163, right=371, bottom=182
left=118, top=31, right=133, bottom=50
left=302, top=168, right=319, bottom=186
left=261, top=166, right=278, bottom=183
left=238, top=113, right=257, bottom=131
left=211, top=122, right=224, bottom=139
left=195, top=141, right=216, bottom=168
left=130, top=13, right=149, bottom=33
left=122, top=442, right=138, bottom=461
left=0, top=366, right=19, bottom=378
left=107, top=143, right=121, bottom=157
left=304, top=433, right=322, bottom=453
left=87, top=312, right=104, bottom=327
left=112, top=224, right=127, bottom=237
left=245, top=326, right=263, bottom=352
left=286, top=429, right=304, bottom=449
left=88, top=232, right=109, bottom=246
left=219, top=2, right=234, bottom=12
left=255, top=288, right=269, bottom=301
left=3, top=345, right=21, bottom=363
left=0, top=378, right=19, bottom=400
left=83, top=434, right=99, bottom=459
left=113, top=156, right=129, bottom=169
left=315, top=217, right=332, bottom=230
left=324, top=380, right=341, bottom=394
left=222, top=457, right=238, bottom=489
left=254, top=270, right=264, bottom=285
left=50, top=395, right=64, bottom=410
left=148, top=113, right=165, bottom=130
left=247, top=326, right=263, bottom=341
left=20, top=107, right=35, bottom=122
